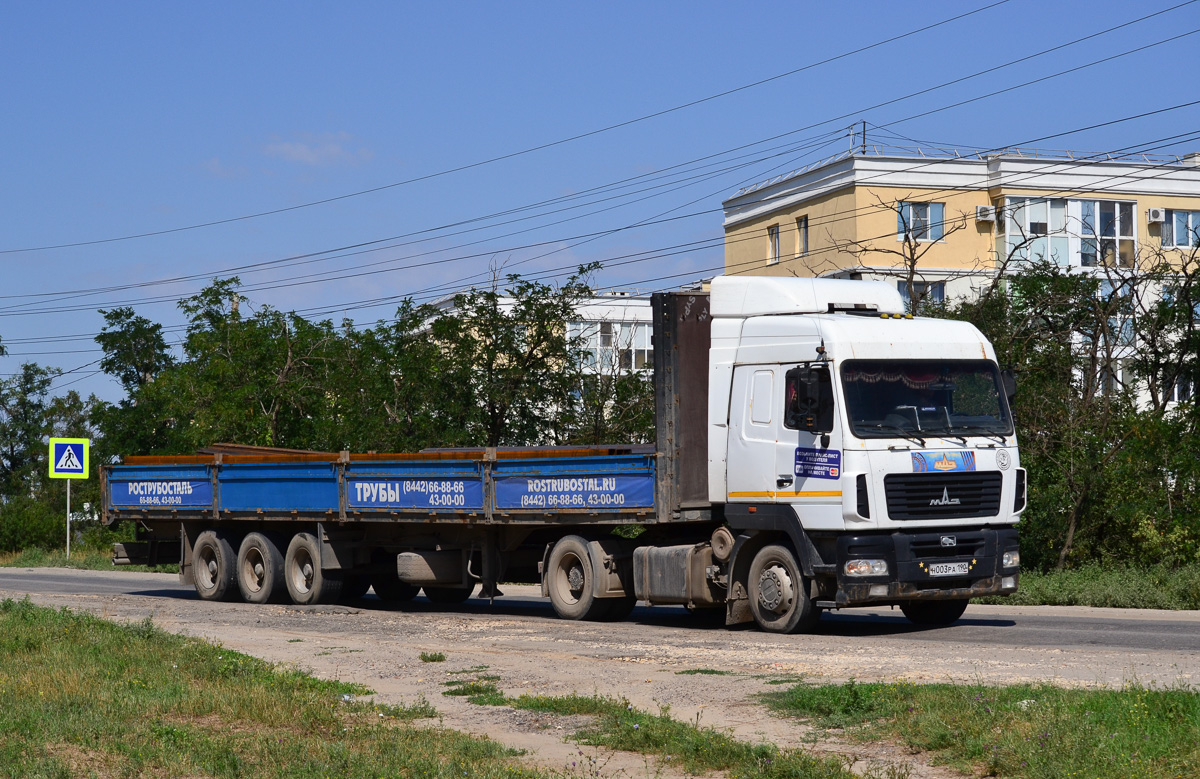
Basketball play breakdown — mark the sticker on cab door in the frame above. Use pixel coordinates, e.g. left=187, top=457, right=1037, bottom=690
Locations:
left=795, top=448, right=841, bottom=479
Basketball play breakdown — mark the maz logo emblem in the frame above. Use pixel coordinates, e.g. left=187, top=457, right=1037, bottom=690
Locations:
left=930, top=488, right=961, bottom=507
left=940, top=536, right=957, bottom=547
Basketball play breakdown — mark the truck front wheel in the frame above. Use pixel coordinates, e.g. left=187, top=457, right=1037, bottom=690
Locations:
left=900, top=599, right=969, bottom=627
left=194, top=530, right=238, bottom=601
left=236, top=532, right=285, bottom=604
left=284, top=532, right=343, bottom=605
left=546, top=535, right=609, bottom=621
left=748, top=544, right=820, bottom=634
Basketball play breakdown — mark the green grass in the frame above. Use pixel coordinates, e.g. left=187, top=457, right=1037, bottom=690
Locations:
left=978, top=563, right=1200, bottom=610
left=509, top=693, right=858, bottom=778
left=443, top=674, right=507, bottom=706
left=0, top=598, right=541, bottom=778
left=420, top=651, right=447, bottom=663
left=676, top=668, right=734, bottom=676
left=0, top=547, right=178, bottom=574
left=764, top=679, right=1200, bottom=778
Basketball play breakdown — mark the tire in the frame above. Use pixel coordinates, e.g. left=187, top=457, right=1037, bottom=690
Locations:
left=193, top=530, right=238, bottom=602
left=599, top=594, right=637, bottom=622
left=546, top=535, right=609, bottom=621
left=236, top=532, right=285, bottom=604
left=747, top=544, right=820, bottom=634
left=422, top=584, right=475, bottom=604
left=371, top=571, right=420, bottom=602
left=339, top=574, right=372, bottom=603
left=284, top=532, right=343, bottom=605
left=900, top=599, right=969, bottom=627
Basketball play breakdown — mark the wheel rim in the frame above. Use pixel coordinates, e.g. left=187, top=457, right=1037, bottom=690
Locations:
left=554, top=552, right=586, bottom=605
left=290, top=548, right=315, bottom=596
left=241, top=547, right=266, bottom=594
left=197, top=545, right=218, bottom=591
left=757, top=563, right=795, bottom=614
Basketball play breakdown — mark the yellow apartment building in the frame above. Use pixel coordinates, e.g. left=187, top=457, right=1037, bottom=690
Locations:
left=722, top=146, right=1200, bottom=309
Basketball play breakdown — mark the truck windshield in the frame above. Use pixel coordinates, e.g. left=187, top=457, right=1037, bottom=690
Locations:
left=840, top=360, right=1013, bottom=439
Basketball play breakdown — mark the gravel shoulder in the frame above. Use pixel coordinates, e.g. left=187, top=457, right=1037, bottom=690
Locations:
left=4, top=569, right=1199, bottom=778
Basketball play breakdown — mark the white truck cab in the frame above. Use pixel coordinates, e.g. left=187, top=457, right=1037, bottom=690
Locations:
left=706, top=276, right=1022, bottom=631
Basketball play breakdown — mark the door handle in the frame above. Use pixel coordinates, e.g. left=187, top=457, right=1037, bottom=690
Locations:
left=776, top=476, right=794, bottom=488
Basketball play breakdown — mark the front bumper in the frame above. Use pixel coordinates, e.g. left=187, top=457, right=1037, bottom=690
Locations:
left=832, top=526, right=1019, bottom=607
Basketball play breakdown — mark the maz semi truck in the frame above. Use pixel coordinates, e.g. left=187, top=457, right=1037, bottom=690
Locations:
left=103, top=275, right=1023, bottom=633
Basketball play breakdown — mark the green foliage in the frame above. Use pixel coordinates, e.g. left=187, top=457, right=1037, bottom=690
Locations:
left=0, top=494, right=61, bottom=551
left=764, top=679, right=1200, bottom=779
left=948, top=257, right=1200, bottom=572
left=420, top=651, right=447, bottom=663
left=979, top=563, right=1200, bottom=610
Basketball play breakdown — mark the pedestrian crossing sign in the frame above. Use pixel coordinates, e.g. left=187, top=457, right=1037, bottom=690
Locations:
left=49, top=438, right=89, bottom=479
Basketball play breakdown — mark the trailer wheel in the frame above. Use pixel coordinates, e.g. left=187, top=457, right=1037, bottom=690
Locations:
left=236, top=532, right=285, bottom=604
left=423, top=584, right=475, bottom=604
left=748, top=544, right=820, bottom=634
left=900, top=599, right=969, bottom=627
left=546, top=535, right=608, bottom=621
left=284, top=532, right=343, bottom=605
left=371, top=572, right=420, bottom=602
left=193, top=531, right=238, bottom=601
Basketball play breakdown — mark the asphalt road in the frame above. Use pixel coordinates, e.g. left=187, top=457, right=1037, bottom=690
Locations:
left=3, top=566, right=1197, bottom=655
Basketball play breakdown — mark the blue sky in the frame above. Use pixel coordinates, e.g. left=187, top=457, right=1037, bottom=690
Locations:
left=2, top=0, right=1199, bottom=402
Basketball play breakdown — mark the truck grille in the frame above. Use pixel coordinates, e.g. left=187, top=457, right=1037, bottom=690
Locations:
left=884, top=472, right=1002, bottom=520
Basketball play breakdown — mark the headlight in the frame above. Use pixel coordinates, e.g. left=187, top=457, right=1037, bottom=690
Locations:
left=844, top=559, right=888, bottom=576
left=1002, top=551, right=1020, bottom=569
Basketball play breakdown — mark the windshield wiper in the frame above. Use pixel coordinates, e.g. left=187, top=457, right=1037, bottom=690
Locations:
left=866, top=424, right=926, bottom=447
left=923, top=428, right=969, bottom=446
left=947, top=425, right=1008, bottom=445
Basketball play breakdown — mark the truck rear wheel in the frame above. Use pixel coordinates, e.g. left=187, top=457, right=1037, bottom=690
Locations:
left=284, top=532, right=343, bottom=605
left=748, top=544, right=820, bottom=634
left=546, top=535, right=608, bottom=621
left=900, top=599, right=969, bottom=627
left=236, top=532, right=285, bottom=604
left=194, top=530, right=238, bottom=601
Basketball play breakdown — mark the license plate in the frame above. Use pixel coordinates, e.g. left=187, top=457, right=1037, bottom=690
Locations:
left=928, top=561, right=969, bottom=577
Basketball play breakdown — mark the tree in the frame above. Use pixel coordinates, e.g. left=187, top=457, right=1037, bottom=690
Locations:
left=428, top=268, right=596, bottom=447
left=0, top=363, right=60, bottom=493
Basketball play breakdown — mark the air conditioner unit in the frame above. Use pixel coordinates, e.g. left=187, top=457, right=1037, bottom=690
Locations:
left=1147, top=207, right=1167, bottom=224
left=975, top=205, right=996, bottom=222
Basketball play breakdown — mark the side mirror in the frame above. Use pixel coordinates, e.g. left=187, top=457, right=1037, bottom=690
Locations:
left=1001, top=368, right=1017, bottom=404
left=786, top=364, right=835, bottom=434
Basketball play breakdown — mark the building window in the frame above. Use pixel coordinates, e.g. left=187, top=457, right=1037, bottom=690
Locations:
left=897, top=280, right=945, bottom=311
left=767, top=224, right=781, bottom=265
left=795, top=216, right=809, bottom=257
left=897, top=202, right=944, bottom=242
left=1171, top=379, right=1194, bottom=403
left=569, top=321, right=652, bottom=371
left=1164, top=210, right=1200, bottom=248
left=1003, top=197, right=1136, bottom=269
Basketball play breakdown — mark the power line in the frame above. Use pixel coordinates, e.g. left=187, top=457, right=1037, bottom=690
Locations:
left=4, top=2, right=1189, bottom=313
left=0, top=1, right=1017, bottom=255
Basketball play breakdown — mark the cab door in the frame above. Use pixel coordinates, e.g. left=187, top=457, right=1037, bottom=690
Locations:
left=726, top=365, right=780, bottom=500
left=777, top=363, right=845, bottom=525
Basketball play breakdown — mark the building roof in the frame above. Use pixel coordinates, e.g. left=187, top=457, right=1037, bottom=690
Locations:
left=723, top=145, right=1200, bottom=228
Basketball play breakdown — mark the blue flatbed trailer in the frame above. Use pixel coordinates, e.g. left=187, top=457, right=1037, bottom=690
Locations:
left=102, top=445, right=718, bottom=617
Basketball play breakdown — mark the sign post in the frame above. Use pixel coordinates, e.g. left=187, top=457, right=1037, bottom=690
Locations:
left=49, top=438, right=89, bottom=559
